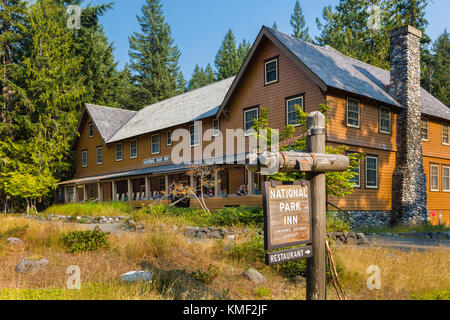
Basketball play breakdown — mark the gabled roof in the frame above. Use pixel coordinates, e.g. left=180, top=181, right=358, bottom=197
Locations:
left=107, top=77, right=235, bottom=143
left=85, top=104, right=137, bottom=142
left=218, top=26, right=450, bottom=121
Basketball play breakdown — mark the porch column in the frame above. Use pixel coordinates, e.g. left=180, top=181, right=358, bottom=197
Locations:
left=165, top=175, right=169, bottom=195
left=190, top=175, right=195, bottom=189
left=98, top=182, right=103, bottom=202
left=111, top=181, right=117, bottom=201
left=84, top=184, right=89, bottom=201
left=214, top=170, right=220, bottom=197
left=74, top=185, right=79, bottom=203
left=145, top=177, right=151, bottom=200
left=127, top=178, right=132, bottom=202
left=64, top=186, right=69, bottom=204
left=247, top=169, right=254, bottom=195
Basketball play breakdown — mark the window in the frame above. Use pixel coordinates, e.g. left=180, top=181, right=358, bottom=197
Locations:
left=81, top=150, right=88, bottom=168
left=89, top=184, right=95, bottom=199
left=379, top=107, right=391, bottom=134
left=443, top=166, right=450, bottom=192
left=286, top=96, right=304, bottom=126
left=116, top=143, right=123, bottom=161
left=430, top=164, right=439, bottom=192
left=264, top=58, right=278, bottom=85
left=443, top=123, right=449, bottom=145
left=190, top=124, right=200, bottom=147
left=347, top=152, right=361, bottom=188
left=421, top=119, right=429, bottom=141
left=151, top=134, right=160, bottom=154
left=167, top=130, right=172, bottom=146
left=365, top=156, right=378, bottom=189
left=212, top=119, right=220, bottom=137
left=130, top=139, right=138, bottom=159
left=159, top=177, right=166, bottom=192
left=244, top=107, right=259, bottom=135
left=347, top=98, right=360, bottom=128
left=88, top=123, right=94, bottom=138
left=96, top=146, right=103, bottom=165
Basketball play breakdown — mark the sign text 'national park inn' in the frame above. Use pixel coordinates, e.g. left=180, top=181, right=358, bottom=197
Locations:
left=263, top=181, right=312, bottom=251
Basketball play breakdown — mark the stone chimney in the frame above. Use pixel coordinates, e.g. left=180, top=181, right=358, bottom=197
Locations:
left=390, top=25, right=427, bottom=225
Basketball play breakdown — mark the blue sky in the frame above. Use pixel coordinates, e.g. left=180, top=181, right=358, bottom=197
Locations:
left=90, top=0, right=450, bottom=79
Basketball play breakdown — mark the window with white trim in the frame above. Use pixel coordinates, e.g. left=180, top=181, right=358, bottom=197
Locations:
left=379, top=107, right=391, bottom=134
left=96, top=147, right=103, bottom=165
left=430, top=164, right=440, bottom=192
left=212, top=119, right=220, bottom=137
left=347, top=98, right=360, bottom=128
left=443, top=123, right=449, bottom=145
left=421, top=119, right=429, bottom=141
left=189, top=124, right=200, bottom=147
left=116, top=143, right=123, bottom=161
left=264, top=58, right=278, bottom=85
left=286, top=96, right=304, bottom=126
left=88, top=123, right=94, bottom=138
left=365, top=156, right=378, bottom=189
left=167, top=130, right=172, bottom=146
left=443, top=166, right=450, bottom=192
left=151, top=134, right=160, bottom=154
left=130, top=139, right=138, bottom=159
left=81, top=150, right=88, bottom=168
left=244, top=108, right=258, bottom=135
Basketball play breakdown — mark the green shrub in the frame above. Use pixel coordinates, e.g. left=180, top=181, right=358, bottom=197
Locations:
left=230, top=236, right=265, bottom=263
left=326, top=211, right=351, bottom=232
left=136, top=205, right=211, bottom=226
left=0, top=224, right=29, bottom=240
left=62, top=227, right=110, bottom=253
left=44, top=202, right=133, bottom=219
left=409, top=289, right=450, bottom=300
left=192, top=264, right=219, bottom=285
left=255, top=286, right=272, bottom=298
left=211, top=207, right=263, bottom=227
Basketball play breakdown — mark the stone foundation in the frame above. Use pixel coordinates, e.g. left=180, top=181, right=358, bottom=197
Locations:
left=334, top=210, right=393, bottom=229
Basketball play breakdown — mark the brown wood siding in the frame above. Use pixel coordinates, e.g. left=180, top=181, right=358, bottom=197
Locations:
left=423, top=156, right=450, bottom=225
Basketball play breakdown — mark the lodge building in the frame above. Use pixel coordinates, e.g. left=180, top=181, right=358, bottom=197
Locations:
left=58, top=25, right=450, bottom=227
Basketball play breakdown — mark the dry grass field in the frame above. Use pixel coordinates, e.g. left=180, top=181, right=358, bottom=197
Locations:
left=0, top=214, right=448, bottom=300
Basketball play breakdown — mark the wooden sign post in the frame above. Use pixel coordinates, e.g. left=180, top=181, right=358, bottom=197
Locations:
left=246, top=111, right=348, bottom=301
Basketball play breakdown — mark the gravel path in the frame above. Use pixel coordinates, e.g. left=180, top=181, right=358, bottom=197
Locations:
left=364, top=235, right=450, bottom=251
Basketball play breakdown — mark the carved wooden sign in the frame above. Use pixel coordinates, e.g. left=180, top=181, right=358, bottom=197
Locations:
left=263, top=181, right=312, bottom=251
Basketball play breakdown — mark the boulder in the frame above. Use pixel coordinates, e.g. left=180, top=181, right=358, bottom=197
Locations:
left=243, top=268, right=266, bottom=284
left=6, top=238, right=23, bottom=246
left=120, top=271, right=153, bottom=283
left=15, top=256, right=49, bottom=273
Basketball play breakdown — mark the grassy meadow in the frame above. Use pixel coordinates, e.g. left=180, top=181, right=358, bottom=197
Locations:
left=0, top=204, right=448, bottom=300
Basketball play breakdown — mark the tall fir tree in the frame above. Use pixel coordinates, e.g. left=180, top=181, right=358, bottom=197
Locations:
left=188, top=65, right=208, bottom=91
left=204, top=64, right=216, bottom=84
left=215, top=29, right=239, bottom=80
left=429, top=30, right=450, bottom=106
left=129, top=0, right=181, bottom=109
left=215, top=29, right=250, bottom=80
left=290, top=0, right=311, bottom=42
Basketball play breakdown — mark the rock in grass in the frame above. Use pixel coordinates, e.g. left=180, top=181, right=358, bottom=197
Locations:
left=244, top=268, right=266, bottom=284
left=7, top=238, right=23, bottom=246
left=120, top=271, right=153, bottom=283
left=15, top=256, right=49, bottom=273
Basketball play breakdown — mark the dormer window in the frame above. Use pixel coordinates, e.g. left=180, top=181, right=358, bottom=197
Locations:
left=88, top=123, right=94, bottom=138
left=264, top=58, right=278, bottom=85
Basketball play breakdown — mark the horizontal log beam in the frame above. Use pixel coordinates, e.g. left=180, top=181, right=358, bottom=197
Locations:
left=246, top=151, right=349, bottom=175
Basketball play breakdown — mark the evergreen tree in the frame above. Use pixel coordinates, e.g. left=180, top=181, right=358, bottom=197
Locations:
left=188, top=65, right=208, bottom=91
left=272, top=22, right=278, bottom=30
left=177, top=71, right=187, bottom=94
left=129, top=0, right=181, bottom=109
left=430, top=30, right=450, bottom=106
left=237, top=39, right=251, bottom=66
left=290, top=0, right=311, bottom=41
left=204, top=64, right=216, bottom=83
left=215, top=29, right=240, bottom=80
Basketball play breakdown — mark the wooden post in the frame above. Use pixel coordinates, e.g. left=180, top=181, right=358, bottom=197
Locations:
left=145, top=177, right=151, bottom=200
left=247, top=169, right=254, bottom=195
left=74, top=185, right=79, bottom=203
left=64, top=186, right=69, bottom=204
left=306, top=111, right=327, bottom=300
left=111, top=181, right=117, bottom=201
left=84, top=184, right=89, bottom=202
left=165, top=175, right=170, bottom=195
left=214, top=170, right=220, bottom=197
left=98, top=182, right=103, bottom=202
left=127, top=179, right=132, bottom=202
